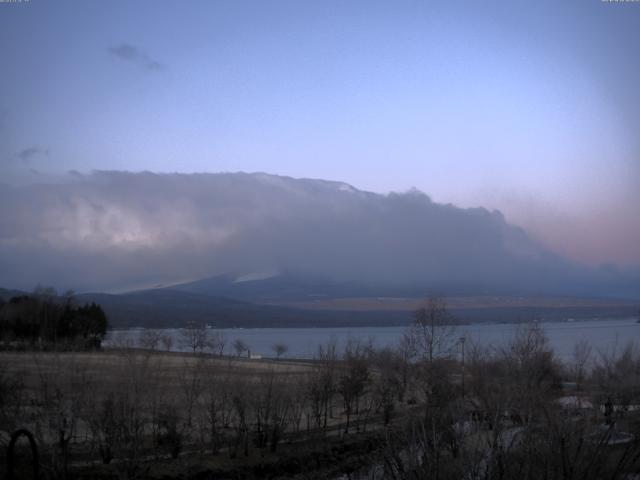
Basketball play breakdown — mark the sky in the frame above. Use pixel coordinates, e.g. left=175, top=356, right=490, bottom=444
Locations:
left=0, top=0, right=639, bottom=268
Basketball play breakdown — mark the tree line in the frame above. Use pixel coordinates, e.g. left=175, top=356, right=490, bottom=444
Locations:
left=0, top=286, right=108, bottom=350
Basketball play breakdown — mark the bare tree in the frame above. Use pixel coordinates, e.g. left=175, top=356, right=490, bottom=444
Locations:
left=372, top=347, right=404, bottom=425
left=85, top=390, right=120, bottom=465
left=410, top=296, right=457, bottom=363
left=0, top=359, right=27, bottom=439
left=309, top=338, right=338, bottom=431
left=200, top=364, right=235, bottom=454
left=250, top=369, right=292, bottom=452
left=138, top=328, right=162, bottom=351
left=272, top=342, right=288, bottom=359
left=593, top=340, right=640, bottom=416
left=393, top=333, right=416, bottom=403
left=111, top=330, right=135, bottom=349
left=501, top=323, right=561, bottom=425
left=229, top=377, right=250, bottom=458
left=207, top=331, right=226, bottom=357
left=180, top=321, right=209, bottom=354
left=338, top=339, right=371, bottom=434
left=160, top=334, right=173, bottom=352
left=287, top=378, right=308, bottom=435
left=179, top=357, right=205, bottom=429
left=110, top=351, right=155, bottom=479
left=32, top=353, right=91, bottom=479
left=154, top=401, right=183, bottom=459
left=572, top=338, right=593, bottom=391
left=233, top=338, right=249, bottom=357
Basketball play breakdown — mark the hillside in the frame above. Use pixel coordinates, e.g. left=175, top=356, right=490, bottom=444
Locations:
left=75, top=289, right=409, bottom=328
left=78, top=288, right=640, bottom=328
left=3, top=285, right=637, bottom=329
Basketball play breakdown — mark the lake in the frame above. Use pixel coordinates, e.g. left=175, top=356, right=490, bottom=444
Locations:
left=105, top=317, right=640, bottom=362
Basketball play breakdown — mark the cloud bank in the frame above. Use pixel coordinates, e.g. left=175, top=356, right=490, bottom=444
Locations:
left=0, top=171, right=637, bottom=297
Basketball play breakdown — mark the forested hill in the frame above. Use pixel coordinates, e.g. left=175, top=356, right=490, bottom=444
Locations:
left=75, top=289, right=409, bottom=328
left=3, top=287, right=638, bottom=329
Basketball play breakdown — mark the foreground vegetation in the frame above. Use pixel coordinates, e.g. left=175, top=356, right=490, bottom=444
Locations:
left=2, top=299, right=640, bottom=479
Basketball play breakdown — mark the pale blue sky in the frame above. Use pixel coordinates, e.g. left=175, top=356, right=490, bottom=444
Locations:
left=1, top=0, right=639, bottom=265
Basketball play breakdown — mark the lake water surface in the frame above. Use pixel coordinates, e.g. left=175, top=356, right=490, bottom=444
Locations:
left=106, top=317, right=640, bottom=361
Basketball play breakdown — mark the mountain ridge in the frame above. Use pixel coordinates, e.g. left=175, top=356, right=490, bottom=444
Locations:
left=2, top=286, right=637, bottom=328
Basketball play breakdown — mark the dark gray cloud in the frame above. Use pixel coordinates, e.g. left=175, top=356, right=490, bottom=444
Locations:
left=108, top=44, right=163, bottom=71
left=0, top=171, right=637, bottom=297
left=17, top=147, right=49, bottom=163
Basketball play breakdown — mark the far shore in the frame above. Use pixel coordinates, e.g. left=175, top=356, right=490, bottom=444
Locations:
left=106, top=314, right=639, bottom=331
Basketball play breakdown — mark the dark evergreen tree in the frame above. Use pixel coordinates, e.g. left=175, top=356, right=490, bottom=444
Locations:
left=0, top=291, right=109, bottom=349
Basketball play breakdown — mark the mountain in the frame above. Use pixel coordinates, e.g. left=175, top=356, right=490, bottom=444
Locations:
left=170, top=269, right=640, bottom=305
left=73, top=288, right=640, bottom=328
left=75, top=289, right=410, bottom=329
left=168, top=272, right=419, bottom=302
left=3, top=285, right=637, bottom=328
